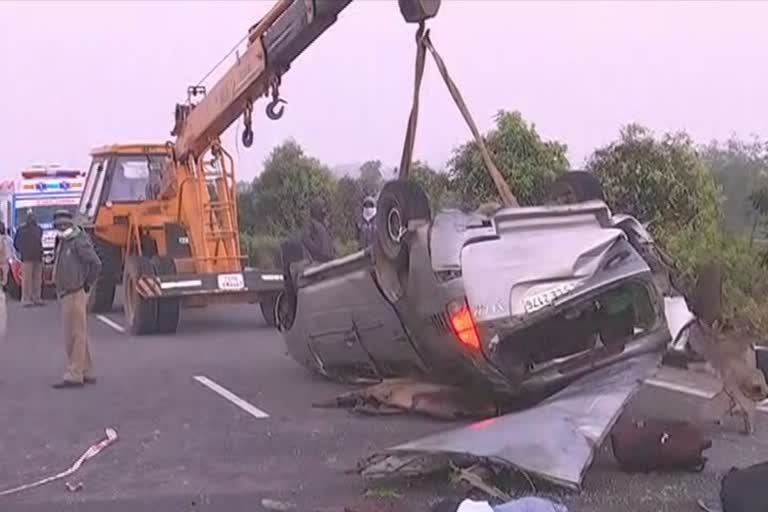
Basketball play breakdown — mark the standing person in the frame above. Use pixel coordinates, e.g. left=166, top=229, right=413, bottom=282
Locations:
left=356, top=195, right=377, bottom=250
left=51, top=210, right=102, bottom=389
left=13, top=210, right=43, bottom=307
left=300, top=198, right=336, bottom=263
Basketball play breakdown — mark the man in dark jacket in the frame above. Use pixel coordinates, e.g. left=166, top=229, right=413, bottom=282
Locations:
left=356, top=195, right=377, bottom=250
left=51, top=210, right=102, bottom=388
left=13, top=210, right=43, bottom=306
left=301, top=199, right=336, bottom=263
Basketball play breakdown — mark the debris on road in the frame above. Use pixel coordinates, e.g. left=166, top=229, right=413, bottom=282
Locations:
left=261, top=498, right=297, bottom=511
left=358, top=354, right=661, bottom=490
left=314, top=379, right=498, bottom=420
left=64, top=481, right=83, bottom=493
left=449, top=463, right=513, bottom=502
left=0, top=428, right=118, bottom=497
left=434, top=496, right=569, bottom=512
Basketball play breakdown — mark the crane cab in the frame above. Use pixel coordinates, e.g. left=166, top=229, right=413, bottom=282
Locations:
left=80, top=143, right=284, bottom=335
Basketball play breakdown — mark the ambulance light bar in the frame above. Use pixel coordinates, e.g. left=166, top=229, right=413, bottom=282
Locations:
left=22, top=169, right=82, bottom=179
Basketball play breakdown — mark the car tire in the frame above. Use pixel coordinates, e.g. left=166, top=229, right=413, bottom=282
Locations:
left=151, top=256, right=181, bottom=334
left=123, top=255, right=158, bottom=335
left=546, top=171, right=605, bottom=204
left=88, top=240, right=120, bottom=314
left=374, top=180, right=431, bottom=262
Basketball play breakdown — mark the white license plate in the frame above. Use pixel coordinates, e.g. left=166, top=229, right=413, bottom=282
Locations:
left=523, top=281, right=578, bottom=314
left=217, top=273, right=245, bottom=291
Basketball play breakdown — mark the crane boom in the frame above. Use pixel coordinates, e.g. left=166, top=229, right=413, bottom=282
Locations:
left=172, top=0, right=354, bottom=161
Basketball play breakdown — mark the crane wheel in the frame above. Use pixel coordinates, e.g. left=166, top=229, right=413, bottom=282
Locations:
left=87, top=240, right=119, bottom=314
left=123, top=255, right=158, bottom=335
left=259, top=292, right=279, bottom=328
left=151, top=256, right=181, bottom=334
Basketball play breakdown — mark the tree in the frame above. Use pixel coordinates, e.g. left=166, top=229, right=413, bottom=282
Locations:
left=236, top=180, right=259, bottom=235
left=748, top=180, right=768, bottom=246
left=250, top=139, right=336, bottom=237
left=587, top=124, right=720, bottom=234
left=358, top=160, right=383, bottom=196
left=447, top=110, right=569, bottom=207
left=410, top=161, right=454, bottom=210
left=702, top=136, right=768, bottom=235
left=330, top=176, right=364, bottom=243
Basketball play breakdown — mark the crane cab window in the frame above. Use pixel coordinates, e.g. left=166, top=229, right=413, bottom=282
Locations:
left=107, top=155, right=166, bottom=202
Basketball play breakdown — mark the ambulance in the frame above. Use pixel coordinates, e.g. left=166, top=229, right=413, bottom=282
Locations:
left=6, top=165, right=85, bottom=299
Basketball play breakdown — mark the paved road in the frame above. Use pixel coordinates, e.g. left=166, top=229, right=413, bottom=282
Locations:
left=2, top=295, right=768, bottom=512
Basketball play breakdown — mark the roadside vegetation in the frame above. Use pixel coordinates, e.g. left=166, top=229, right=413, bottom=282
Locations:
left=237, top=111, right=768, bottom=337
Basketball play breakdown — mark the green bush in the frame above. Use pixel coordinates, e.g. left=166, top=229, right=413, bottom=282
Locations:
left=240, top=233, right=282, bottom=269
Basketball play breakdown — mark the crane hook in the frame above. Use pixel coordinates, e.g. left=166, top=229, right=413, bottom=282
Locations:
left=266, top=98, right=287, bottom=121
left=242, top=128, right=254, bottom=148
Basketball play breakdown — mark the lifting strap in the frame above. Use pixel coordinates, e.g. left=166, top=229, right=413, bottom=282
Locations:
left=397, top=25, right=519, bottom=208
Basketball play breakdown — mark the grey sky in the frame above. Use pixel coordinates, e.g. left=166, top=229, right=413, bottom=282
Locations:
left=1, top=0, right=766, bottom=181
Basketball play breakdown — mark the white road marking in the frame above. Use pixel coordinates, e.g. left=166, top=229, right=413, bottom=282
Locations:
left=193, top=375, right=269, bottom=419
left=96, top=315, right=125, bottom=333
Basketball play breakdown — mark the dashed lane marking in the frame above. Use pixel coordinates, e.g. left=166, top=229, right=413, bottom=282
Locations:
left=96, top=315, right=126, bottom=333
left=193, top=375, right=269, bottom=419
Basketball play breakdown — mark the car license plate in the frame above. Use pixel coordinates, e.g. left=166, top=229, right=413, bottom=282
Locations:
left=523, top=281, right=578, bottom=314
left=217, top=273, right=245, bottom=291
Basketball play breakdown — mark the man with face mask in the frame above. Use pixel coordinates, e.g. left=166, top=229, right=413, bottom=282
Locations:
left=357, top=195, right=377, bottom=250
left=13, top=209, right=44, bottom=306
left=300, top=198, right=336, bottom=263
left=51, top=210, right=102, bottom=388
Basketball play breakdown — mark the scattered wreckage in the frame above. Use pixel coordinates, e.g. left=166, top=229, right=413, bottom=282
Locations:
left=276, top=171, right=699, bottom=489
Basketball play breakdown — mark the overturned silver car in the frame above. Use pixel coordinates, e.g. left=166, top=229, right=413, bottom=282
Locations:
left=277, top=173, right=675, bottom=404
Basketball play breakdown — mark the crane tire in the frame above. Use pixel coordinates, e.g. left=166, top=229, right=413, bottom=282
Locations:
left=151, top=256, right=181, bottom=334
left=259, top=292, right=279, bottom=328
left=88, top=240, right=119, bottom=314
left=123, top=255, right=158, bottom=335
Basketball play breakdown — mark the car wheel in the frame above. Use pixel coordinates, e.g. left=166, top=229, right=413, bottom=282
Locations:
left=123, top=255, right=158, bottom=335
left=546, top=171, right=605, bottom=205
left=374, top=180, right=431, bottom=262
left=373, top=180, right=431, bottom=303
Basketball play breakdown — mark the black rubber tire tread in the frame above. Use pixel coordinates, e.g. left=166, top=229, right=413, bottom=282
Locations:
left=259, top=292, right=279, bottom=328
left=151, top=256, right=181, bottom=334
left=547, top=171, right=605, bottom=204
left=374, top=180, right=431, bottom=262
left=88, top=239, right=119, bottom=313
left=278, top=238, right=305, bottom=330
left=123, top=255, right=158, bottom=335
